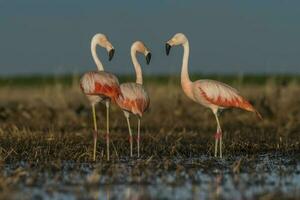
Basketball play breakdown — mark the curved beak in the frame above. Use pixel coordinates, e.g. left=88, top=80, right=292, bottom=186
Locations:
left=146, top=52, right=151, bottom=65
left=165, top=43, right=171, bottom=56
left=108, top=49, right=115, bottom=61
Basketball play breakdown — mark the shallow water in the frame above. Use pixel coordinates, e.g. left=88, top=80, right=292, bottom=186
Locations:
left=2, top=153, right=300, bottom=200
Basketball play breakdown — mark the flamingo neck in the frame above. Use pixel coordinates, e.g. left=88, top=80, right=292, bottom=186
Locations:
left=131, top=48, right=143, bottom=85
left=91, top=39, right=104, bottom=71
left=181, top=40, right=191, bottom=85
left=180, top=40, right=195, bottom=100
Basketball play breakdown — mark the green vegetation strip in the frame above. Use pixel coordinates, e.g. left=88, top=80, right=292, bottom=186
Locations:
left=0, top=74, right=299, bottom=87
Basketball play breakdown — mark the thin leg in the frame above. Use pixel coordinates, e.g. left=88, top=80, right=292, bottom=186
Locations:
left=92, top=104, right=98, bottom=161
left=219, top=129, right=222, bottom=158
left=124, top=111, right=133, bottom=157
left=137, top=118, right=141, bottom=158
left=106, top=101, right=110, bottom=161
left=214, top=111, right=223, bottom=158
left=214, top=137, right=218, bottom=157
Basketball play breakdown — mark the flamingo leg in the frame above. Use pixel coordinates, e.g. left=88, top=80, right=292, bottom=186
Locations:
left=124, top=112, right=133, bottom=157
left=137, top=118, right=141, bottom=158
left=106, top=100, right=110, bottom=161
left=214, top=136, right=218, bottom=157
left=219, top=130, right=222, bottom=158
left=214, top=111, right=223, bottom=158
left=92, top=104, right=98, bottom=161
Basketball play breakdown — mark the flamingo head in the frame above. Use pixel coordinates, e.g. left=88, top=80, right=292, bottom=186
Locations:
left=131, top=41, right=152, bottom=65
left=165, top=33, right=187, bottom=55
left=93, top=33, right=115, bottom=61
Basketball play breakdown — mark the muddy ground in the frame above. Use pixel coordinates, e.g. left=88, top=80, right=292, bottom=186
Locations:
left=0, top=76, right=299, bottom=199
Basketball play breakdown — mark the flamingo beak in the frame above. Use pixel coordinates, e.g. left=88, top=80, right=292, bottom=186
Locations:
left=165, top=43, right=171, bottom=55
left=146, top=52, right=151, bottom=65
left=108, top=49, right=115, bottom=61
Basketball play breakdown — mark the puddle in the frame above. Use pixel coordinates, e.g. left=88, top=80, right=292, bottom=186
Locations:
left=1, top=153, right=300, bottom=199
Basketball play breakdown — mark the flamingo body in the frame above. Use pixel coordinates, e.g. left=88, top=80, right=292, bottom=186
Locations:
left=116, top=83, right=150, bottom=117
left=186, top=80, right=262, bottom=119
left=80, top=71, right=120, bottom=103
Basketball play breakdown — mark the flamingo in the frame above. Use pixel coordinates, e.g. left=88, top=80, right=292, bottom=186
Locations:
left=80, top=33, right=120, bottom=161
left=116, top=41, right=151, bottom=157
left=165, top=33, right=262, bottom=158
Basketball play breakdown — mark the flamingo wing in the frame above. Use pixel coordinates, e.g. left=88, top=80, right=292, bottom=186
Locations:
left=117, top=83, right=150, bottom=117
left=195, top=79, right=262, bottom=119
left=80, top=71, right=120, bottom=99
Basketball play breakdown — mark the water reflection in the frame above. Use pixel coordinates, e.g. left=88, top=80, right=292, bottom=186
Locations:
left=214, top=174, right=223, bottom=199
left=2, top=153, right=300, bottom=199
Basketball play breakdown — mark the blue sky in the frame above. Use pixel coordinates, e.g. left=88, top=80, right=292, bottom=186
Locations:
left=0, top=0, right=300, bottom=76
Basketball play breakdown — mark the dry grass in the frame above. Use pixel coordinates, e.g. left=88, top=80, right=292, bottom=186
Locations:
left=0, top=77, right=299, bottom=162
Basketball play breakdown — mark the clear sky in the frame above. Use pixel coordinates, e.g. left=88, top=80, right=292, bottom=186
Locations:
left=0, top=0, right=300, bottom=76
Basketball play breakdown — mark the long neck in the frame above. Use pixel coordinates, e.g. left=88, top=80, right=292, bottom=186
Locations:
left=91, top=40, right=104, bottom=71
left=131, top=49, right=143, bottom=84
left=181, top=40, right=191, bottom=85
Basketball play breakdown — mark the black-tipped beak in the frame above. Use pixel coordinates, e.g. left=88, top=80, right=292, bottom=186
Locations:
left=165, top=43, right=171, bottom=55
left=146, top=52, right=151, bottom=65
left=108, top=49, right=115, bottom=61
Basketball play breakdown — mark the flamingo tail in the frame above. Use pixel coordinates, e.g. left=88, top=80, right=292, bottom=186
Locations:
left=238, top=99, right=263, bottom=120
left=254, top=109, right=263, bottom=120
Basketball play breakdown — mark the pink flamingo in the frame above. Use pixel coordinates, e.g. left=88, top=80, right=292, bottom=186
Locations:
left=80, top=33, right=120, bottom=161
left=116, top=41, right=151, bottom=157
left=165, top=33, right=262, bottom=158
